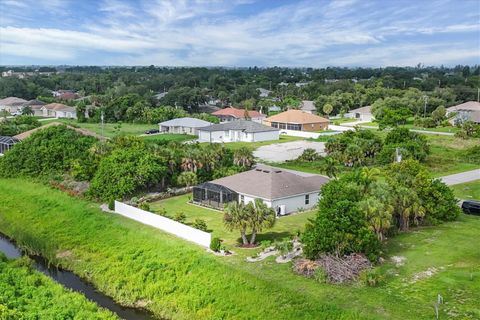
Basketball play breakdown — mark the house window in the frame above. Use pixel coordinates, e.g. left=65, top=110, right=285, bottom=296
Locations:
left=305, top=194, right=310, bottom=205
left=240, top=195, right=245, bottom=203
left=271, top=122, right=279, bottom=128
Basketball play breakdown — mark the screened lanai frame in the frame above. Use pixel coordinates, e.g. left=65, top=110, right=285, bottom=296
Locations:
left=0, top=136, right=19, bottom=155
left=193, top=182, right=238, bottom=209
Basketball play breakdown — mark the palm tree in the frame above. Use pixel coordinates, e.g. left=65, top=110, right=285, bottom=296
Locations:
left=359, top=197, right=393, bottom=241
left=359, top=167, right=381, bottom=193
left=233, top=147, right=255, bottom=169
left=246, top=199, right=276, bottom=245
left=322, top=156, right=339, bottom=179
left=223, top=202, right=249, bottom=245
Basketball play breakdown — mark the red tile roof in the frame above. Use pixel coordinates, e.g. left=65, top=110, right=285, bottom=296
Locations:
left=212, top=107, right=265, bottom=119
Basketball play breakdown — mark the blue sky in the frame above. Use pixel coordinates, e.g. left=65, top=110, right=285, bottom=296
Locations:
left=0, top=0, right=479, bottom=66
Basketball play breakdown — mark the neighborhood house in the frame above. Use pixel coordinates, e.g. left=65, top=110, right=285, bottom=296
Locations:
left=212, top=107, right=266, bottom=123
left=159, top=117, right=212, bottom=135
left=446, top=101, right=480, bottom=124
left=41, top=103, right=77, bottom=119
left=23, top=99, right=46, bottom=116
left=193, top=165, right=329, bottom=215
left=263, top=109, right=329, bottom=132
left=345, top=105, right=374, bottom=122
left=0, top=97, right=28, bottom=113
left=300, top=100, right=316, bottom=114
left=197, top=120, right=279, bottom=143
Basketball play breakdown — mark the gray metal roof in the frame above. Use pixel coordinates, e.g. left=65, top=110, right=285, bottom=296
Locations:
left=159, top=117, right=212, bottom=128
left=198, top=120, right=278, bottom=133
left=209, top=164, right=329, bottom=200
left=0, top=136, right=20, bottom=145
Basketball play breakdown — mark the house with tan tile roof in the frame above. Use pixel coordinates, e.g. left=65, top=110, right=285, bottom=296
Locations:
left=0, top=97, right=28, bottom=113
left=263, top=109, right=329, bottom=132
left=41, top=103, right=77, bottom=119
left=447, top=101, right=480, bottom=124
left=212, top=107, right=266, bottom=123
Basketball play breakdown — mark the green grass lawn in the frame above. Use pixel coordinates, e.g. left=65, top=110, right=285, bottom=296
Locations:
left=221, top=134, right=304, bottom=151
left=41, top=119, right=156, bottom=138
left=330, top=117, right=358, bottom=124
left=141, top=133, right=196, bottom=143
left=425, top=135, right=480, bottom=177
left=0, top=256, right=116, bottom=319
left=150, top=194, right=315, bottom=247
left=451, top=180, right=480, bottom=200
left=0, top=179, right=479, bottom=319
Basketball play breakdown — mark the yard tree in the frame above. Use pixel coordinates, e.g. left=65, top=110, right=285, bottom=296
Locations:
left=358, top=197, right=392, bottom=241
left=322, top=103, right=333, bottom=117
left=233, top=147, right=255, bottom=169
left=431, top=105, right=446, bottom=125
left=321, top=156, right=339, bottom=179
left=224, top=201, right=250, bottom=245
left=246, top=199, right=276, bottom=245
left=177, top=171, right=198, bottom=187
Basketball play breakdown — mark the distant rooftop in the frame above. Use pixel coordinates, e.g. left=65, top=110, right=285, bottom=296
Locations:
left=198, top=120, right=278, bottom=133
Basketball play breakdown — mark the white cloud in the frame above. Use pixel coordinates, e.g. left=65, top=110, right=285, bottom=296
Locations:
left=0, top=0, right=479, bottom=65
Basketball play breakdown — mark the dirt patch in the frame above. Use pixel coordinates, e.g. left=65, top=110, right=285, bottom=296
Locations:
left=411, top=267, right=438, bottom=283
left=56, top=250, right=73, bottom=259
left=391, top=256, right=407, bottom=267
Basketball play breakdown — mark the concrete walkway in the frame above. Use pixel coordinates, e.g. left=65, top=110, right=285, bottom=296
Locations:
left=254, top=140, right=326, bottom=163
left=439, top=169, right=480, bottom=186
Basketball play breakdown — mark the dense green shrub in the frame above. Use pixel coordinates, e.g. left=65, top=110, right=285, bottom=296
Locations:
left=0, top=115, right=40, bottom=136
left=139, top=201, right=151, bottom=211
left=0, top=125, right=96, bottom=178
left=174, top=212, right=187, bottom=223
left=209, top=237, right=222, bottom=252
left=302, top=178, right=381, bottom=261
left=192, top=218, right=208, bottom=231
left=359, top=268, right=385, bottom=287
left=88, top=147, right=167, bottom=201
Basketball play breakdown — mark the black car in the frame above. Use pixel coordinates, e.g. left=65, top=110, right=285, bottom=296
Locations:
left=461, top=200, right=480, bottom=216
left=144, top=129, right=160, bottom=134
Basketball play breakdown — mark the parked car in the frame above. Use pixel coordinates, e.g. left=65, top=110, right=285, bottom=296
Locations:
left=461, top=200, right=480, bottom=216
left=144, top=129, right=159, bottom=134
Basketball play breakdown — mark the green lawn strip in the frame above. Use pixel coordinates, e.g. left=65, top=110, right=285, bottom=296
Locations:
left=0, top=256, right=116, bottom=319
left=330, top=117, right=358, bottom=124
left=451, top=180, right=480, bottom=200
left=41, top=119, right=155, bottom=137
left=0, top=178, right=361, bottom=320
left=141, top=134, right=196, bottom=143
left=150, top=194, right=315, bottom=248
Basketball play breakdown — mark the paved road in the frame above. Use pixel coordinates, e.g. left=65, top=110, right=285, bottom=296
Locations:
left=439, top=169, right=480, bottom=186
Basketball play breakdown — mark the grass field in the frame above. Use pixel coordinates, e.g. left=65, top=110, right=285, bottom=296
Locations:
left=330, top=117, right=358, bottom=124
left=1, top=179, right=479, bottom=319
left=141, top=133, right=196, bottom=143
left=150, top=194, right=315, bottom=247
left=0, top=255, right=116, bottom=319
left=41, top=119, right=155, bottom=138
left=451, top=180, right=480, bottom=200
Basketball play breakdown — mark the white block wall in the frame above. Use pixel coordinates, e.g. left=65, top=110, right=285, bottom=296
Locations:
left=271, top=192, right=319, bottom=214
left=114, top=201, right=211, bottom=247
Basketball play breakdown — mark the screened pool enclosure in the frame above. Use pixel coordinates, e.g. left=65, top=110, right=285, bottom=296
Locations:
left=193, top=182, right=238, bottom=209
left=0, top=136, right=19, bottom=155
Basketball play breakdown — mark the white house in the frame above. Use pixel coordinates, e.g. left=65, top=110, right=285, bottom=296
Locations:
left=300, top=100, right=316, bottom=114
left=446, top=101, right=480, bottom=124
left=0, top=97, right=28, bottom=113
left=197, top=120, right=279, bottom=143
left=159, top=117, right=212, bottom=135
left=345, top=105, right=374, bottom=122
left=23, top=99, right=46, bottom=117
left=193, top=165, right=329, bottom=215
left=41, top=103, right=77, bottom=119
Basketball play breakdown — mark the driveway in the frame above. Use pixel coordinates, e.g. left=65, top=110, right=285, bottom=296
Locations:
left=439, top=169, right=480, bottom=186
left=254, top=140, right=325, bottom=163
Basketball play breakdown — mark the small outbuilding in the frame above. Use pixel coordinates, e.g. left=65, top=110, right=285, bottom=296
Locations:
left=159, top=117, right=212, bottom=135
left=345, top=106, right=374, bottom=122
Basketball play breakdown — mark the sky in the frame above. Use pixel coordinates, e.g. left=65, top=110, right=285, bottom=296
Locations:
left=0, top=0, right=479, bottom=67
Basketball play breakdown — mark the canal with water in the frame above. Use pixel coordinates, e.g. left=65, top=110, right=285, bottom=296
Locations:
left=0, top=233, right=156, bottom=320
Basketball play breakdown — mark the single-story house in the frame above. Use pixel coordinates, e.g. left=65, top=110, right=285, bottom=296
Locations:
left=268, top=105, right=281, bottom=112
left=263, top=109, right=329, bottom=132
left=446, top=101, right=480, bottom=124
left=41, top=103, right=77, bottom=119
left=0, top=97, right=28, bottom=113
left=211, top=107, right=266, bottom=123
left=345, top=105, right=374, bottom=121
left=197, top=120, right=279, bottom=143
left=159, top=117, right=212, bottom=135
left=0, top=136, right=19, bottom=155
left=257, top=88, right=272, bottom=98
left=23, top=99, right=46, bottom=116
left=193, top=165, right=329, bottom=215
left=300, top=100, right=316, bottom=114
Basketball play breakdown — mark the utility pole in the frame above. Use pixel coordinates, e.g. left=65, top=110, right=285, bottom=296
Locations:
left=101, top=111, right=104, bottom=138
left=477, top=88, right=479, bottom=102
left=423, top=95, right=428, bottom=118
